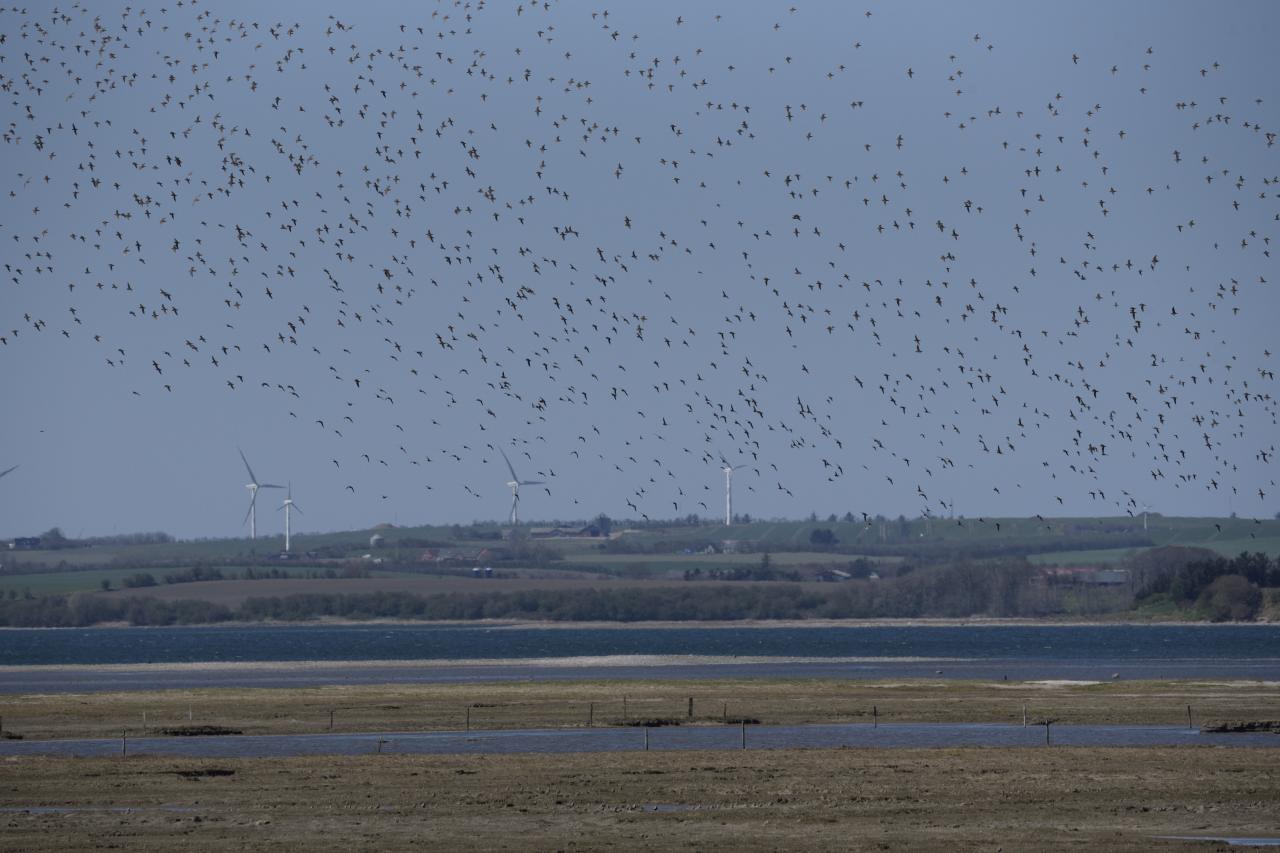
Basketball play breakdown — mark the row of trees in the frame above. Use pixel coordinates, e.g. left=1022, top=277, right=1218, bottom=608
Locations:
left=0, top=558, right=1111, bottom=626
left=1127, top=548, right=1277, bottom=620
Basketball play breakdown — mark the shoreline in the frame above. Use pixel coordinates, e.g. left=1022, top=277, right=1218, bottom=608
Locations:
left=2, top=615, right=1271, bottom=631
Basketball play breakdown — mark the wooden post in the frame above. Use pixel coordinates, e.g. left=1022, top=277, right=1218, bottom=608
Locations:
left=376, top=738, right=386, bottom=754
left=623, top=695, right=627, bottom=721
left=465, top=706, right=470, bottom=732
left=121, top=730, right=127, bottom=757
left=1045, top=722, right=1051, bottom=746
left=188, top=705, right=193, bottom=723
left=1022, top=704, right=1027, bottom=728
left=1186, top=705, right=1193, bottom=730
left=740, top=720, right=746, bottom=750
left=873, top=705, right=877, bottom=728
left=644, top=727, right=649, bottom=751
left=722, top=702, right=727, bottom=724
left=142, top=710, right=147, bottom=733
left=588, top=702, right=594, bottom=728
left=688, top=697, right=694, bottom=719
left=329, top=709, right=334, bottom=731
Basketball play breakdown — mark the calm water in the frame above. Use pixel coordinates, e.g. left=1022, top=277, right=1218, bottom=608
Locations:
left=3, top=623, right=1280, bottom=666
left=0, top=723, right=1276, bottom=759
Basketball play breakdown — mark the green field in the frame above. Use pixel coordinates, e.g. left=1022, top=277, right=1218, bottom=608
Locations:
left=4, top=515, right=1278, bottom=582
left=0, top=566, right=402, bottom=596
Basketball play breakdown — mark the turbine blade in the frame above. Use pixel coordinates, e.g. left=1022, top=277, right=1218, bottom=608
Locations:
left=520, top=480, right=544, bottom=486
left=258, top=483, right=285, bottom=489
left=498, top=446, right=519, bottom=482
left=0, top=464, right=17, bottom=480
left=238, top=447, right=258, bottom=485
left=291, top=503, right=304, bottom=515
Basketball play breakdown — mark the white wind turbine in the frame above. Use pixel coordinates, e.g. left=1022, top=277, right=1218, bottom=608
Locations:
left=239, top=448, right=283, bottom=540
left=721, top=461, right=735, bottom=526
left=278, top=483, right=303, bottom=552
left=498, top=447, right=543, bottom=526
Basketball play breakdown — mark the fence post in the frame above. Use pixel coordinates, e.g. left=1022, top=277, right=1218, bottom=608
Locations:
left=873, top=705, right=877, bottom=728
left=1045, top=722, right=1051, bottom=746
left=588, top=702, right=594, bottom=728
left=1186, top=705, right=1192, bottom=730
left=644, top=727, right=649, bottom=751
left=688, top=697, right=694, bottom=719
left=465, top=706, right=471, bottom=732
left=329, top=709, right=334, bottom=731
left=121, top=730, right=127, bottom=757
left=741, top=720, right=746, bottom=750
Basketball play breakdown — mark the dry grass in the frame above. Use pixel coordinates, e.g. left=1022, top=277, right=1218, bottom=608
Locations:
left=2, top=679, right=1277, bottom=741
left=1, top=748, right=1277, bottom=851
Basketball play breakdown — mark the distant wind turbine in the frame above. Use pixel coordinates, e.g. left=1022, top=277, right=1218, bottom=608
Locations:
left=278, top=483, right=302, bottom=553
left=721, top=461, right=735, bottom=526
left=498, top=446, right=543, bottom=526
left=239, top=448, right=283, bottom=540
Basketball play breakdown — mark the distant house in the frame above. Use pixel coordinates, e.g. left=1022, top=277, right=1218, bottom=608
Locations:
left=8, top=537, right=40, bottom=550
left=1084, top=568, right=1130, bottom=586
left=522, top=526, right=605, bottom=540
left=1044, top=566, right=1131, bottom=586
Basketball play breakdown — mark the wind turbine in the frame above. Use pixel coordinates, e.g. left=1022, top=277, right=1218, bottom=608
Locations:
left=239, top=448, right=283, bottom=540
left=498, top=447, right=543, bottom=526
left=278, top=483, right=302, bottom=553
left=1141, top=502, right=1151, bottom=532
left=721, top=462, right=735, bottom=526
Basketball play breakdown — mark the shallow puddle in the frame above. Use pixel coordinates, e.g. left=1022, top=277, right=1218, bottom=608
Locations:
left=1, top=723, right=1278, bottom=759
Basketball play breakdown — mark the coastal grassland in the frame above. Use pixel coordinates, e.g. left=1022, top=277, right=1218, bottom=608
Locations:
left=1, top=748, right=1277, bottom=851
left=2, top=678, right=1276, bottom=741
left=0, top=566, right=393, bottom=597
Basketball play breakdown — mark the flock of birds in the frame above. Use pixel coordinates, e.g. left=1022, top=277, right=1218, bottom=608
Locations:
left=1, top=2, right=1276, bottom=534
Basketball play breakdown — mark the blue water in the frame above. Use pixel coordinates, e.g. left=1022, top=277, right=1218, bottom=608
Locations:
left=2, top=623, right=1279, bottom=666
left=1, top=723, right=1276, bottom=759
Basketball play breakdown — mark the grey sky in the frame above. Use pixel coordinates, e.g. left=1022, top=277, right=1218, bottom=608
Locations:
left=1, top=1, right=1276, bottom=539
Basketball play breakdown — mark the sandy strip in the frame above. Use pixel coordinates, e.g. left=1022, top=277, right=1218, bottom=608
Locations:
left=0, top=654, right=965, bottom=674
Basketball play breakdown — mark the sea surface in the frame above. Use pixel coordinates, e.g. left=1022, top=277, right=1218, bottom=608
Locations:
left=2, top=624, right=1280, bottom=692
left=3, top=623, right=1280, bottom=667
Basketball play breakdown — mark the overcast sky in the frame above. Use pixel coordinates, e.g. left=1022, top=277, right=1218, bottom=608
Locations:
left=1, top=1, right=1277, bottom=540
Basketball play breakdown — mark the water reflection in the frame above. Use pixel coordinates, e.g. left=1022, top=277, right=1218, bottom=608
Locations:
left=1, top=723, right=1276, bottom=759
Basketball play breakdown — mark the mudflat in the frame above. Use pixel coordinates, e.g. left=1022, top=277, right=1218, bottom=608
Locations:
left=1, top=678, right=1276, bottom=740
left=1, top=748, right=1276, bottom=851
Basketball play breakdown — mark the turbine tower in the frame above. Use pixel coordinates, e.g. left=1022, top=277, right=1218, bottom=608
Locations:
left=279, top=483, right=303, bottom=553
left=498, top=447, right=544, bottom=526
left=239, top=448, right=283, bottom=540
left=722, top=463, right=735, bottom=526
